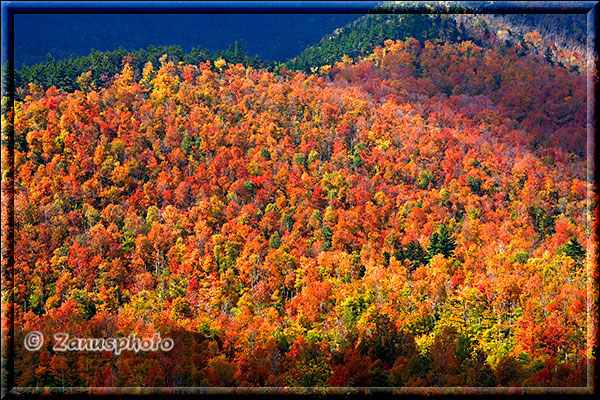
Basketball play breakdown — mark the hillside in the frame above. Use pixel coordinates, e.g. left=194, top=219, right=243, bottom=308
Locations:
left=3, top=28, right=594, bottom=389
left=8, top=42, right=273, bottom=96
left=286, top=11, right=587, bottom=73
left=284, top=13, right=468, bottom=72
left=6, top=8, right=588, bottom=102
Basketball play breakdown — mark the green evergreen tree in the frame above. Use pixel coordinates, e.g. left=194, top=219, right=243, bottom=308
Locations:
left=559, top=238, right=585, bottom=265
left=269, top=231, right=282, bottom=249
left=259, top=148, right=271, bottom=160
left=394, top=240, right=427, bottom=271
left=181, top=131, right=192, bottom=155
left=427, top=224, right=456, bottom=260
left=467, top=176, right=481, bottom=195
left=283, top=212, right=294, bottom=232
left=321, top=225, right=333, bottom=251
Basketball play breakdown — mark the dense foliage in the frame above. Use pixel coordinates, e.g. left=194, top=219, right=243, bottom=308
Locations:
left=7, top=42, right=271, bottom=96
left=3, top=32, right=595, bottom=389
left=286, top=11, right=586, bottom=74
left=285, top=14, right=470, bottom=72
left=4, top=11, right=586, bottom=99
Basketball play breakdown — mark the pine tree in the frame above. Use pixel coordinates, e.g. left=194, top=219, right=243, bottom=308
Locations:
left=427, top=224, right=456, bottom=260
left=394, top=240, right=427, bottom=271
left=560, top=238, right=585, bottom=265
left=321, top=225, right=333, bottom=251
left=269, top=232, right=282, bottom=249
left=181, top=131, right=192, bottom=155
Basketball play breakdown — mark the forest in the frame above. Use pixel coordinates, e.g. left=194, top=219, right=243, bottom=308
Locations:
left=3, top=12, right=586, bottom=98
left=7, top=42, right=270, bottom=96
left=1, top=9, right=596, bottom=392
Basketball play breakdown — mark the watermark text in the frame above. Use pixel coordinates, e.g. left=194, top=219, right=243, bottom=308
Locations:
left=24, top=331, right=173, bottom=355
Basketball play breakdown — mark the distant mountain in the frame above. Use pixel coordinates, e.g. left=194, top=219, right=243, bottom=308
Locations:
left=5, top=5, right=589, bottom=99
left=13, top=14, right=366, bottom=67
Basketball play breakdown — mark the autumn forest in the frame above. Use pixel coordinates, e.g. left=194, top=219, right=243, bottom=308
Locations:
left=1, top=8, right=597, bottom=393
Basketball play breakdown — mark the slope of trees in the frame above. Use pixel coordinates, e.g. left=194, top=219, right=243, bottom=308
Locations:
left=285, top=10, right=588, bottom=74
left=3, top=34, right=595, bottom=389
left=7, top=42, right=272, bottom=97
left=6, top=8, right=588, bottom=100
left=285, top=14, right=469, bottom=72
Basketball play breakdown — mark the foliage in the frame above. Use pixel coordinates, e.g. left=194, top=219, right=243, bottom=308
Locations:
left=3, top=28, right=592, bottom=389
left=11, top=42, right=273, bottom=99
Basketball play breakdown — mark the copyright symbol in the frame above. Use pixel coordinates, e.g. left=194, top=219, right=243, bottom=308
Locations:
left=24, top=331, right=44, bottom=351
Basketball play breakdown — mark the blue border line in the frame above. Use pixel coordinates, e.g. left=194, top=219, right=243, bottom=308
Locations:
left=2, top=1, right=599, bottom=14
